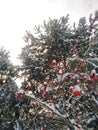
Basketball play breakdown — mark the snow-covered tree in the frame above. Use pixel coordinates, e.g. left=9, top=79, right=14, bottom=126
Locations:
left=17, top=11, right=98, bottom=130
left=0, top=47, right=18, bottom=130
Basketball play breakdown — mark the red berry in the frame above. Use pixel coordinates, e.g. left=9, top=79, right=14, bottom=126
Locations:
left=43, top=82, right=47, bottom=87
left=77, top=125, right=81, bottom=129
left=31, top=113, right=35, bottom=118
left=76, top=80, right=80, bottom=85
left=90, top=74, right=98, bottom=82
left=17, top=93, right=22, bottom=101
left=82, top=76, right=87, bottom=80
left=71, top=68, right=78, bottom=73
left=75, top=41, right=80, bottom=44
left=27, top=85, right=31, bottom=89
left=39, top=89, right=44, bottom=94
left=77, top=112, right=82, bottom=117
left=51, top=60, right=57, bottom=67
left=43, top=125, right=47, bottom=130
left=69, top=86, right=74, bottom=92
left=32, top=102, right=37, bottom=107
left=73, top=91, right=81, bottom=97
left=87, top=84, right=92, bottom=90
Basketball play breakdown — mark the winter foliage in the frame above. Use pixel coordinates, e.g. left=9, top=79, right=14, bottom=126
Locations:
left=0, top=11, right=98, bottom=130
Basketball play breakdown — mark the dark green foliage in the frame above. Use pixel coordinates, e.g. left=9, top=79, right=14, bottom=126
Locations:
left=0, top=47, right=18, bottom=129
left=17, top=12, right=98, bottom=130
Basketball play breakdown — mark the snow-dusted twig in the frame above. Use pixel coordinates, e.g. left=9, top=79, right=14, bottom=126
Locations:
left=84, top=42, right=92, bottom=56
left=87, top=57, right=98, bottom=62
left=67, top=57, right=98, bottom=68
left=67, top=57, right=83, bottom=62
left=15, top=64, right=40, bottom=70
left=62, top=72, right=73, bottom=81
left=61, top=72, right=80, bottom=81
left=86, top=60, right=98, bottom=68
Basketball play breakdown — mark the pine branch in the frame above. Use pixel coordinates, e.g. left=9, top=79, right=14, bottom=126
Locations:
left=17, top=90, right=83, bottom=129
left=25, top=92, right=67, bottom=119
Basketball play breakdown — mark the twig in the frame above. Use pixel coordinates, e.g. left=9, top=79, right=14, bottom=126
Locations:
left=86, top=60, right=98, bottom=68
left=84, top=42, right=92, bottom=56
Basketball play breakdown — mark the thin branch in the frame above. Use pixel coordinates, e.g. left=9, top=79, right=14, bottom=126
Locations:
left=14, top=64, right=40, bottom=70
left=87, top=57, right=98, bottom=62
left=86, top=59, right=98, bottom=68
left=84, top=42, right=92, bottom=56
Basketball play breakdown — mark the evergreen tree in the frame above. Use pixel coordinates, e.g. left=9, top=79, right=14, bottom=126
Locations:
left=17, top=11, right=98, bottom=130
left=0, top=47, right=18, bottom=130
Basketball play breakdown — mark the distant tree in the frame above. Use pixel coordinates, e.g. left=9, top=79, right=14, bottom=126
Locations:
left=0, top=47, right=18, bottom=130
left=18, top=11, right=98, bottom=130
left=0, top=47, right=14, bottom=83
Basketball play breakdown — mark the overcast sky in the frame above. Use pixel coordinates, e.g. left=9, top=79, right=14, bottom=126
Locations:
left=0, top=0, right=98, bottom=65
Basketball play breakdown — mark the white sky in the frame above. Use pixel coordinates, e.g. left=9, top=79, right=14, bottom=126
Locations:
left=0, top=0, right=98, bottom=65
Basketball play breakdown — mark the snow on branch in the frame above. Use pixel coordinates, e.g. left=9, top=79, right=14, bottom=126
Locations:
left=61, top=72, right=80, bottom=81
left=67, top=57, right=98, bottom=68
left=86, top=58, right=98, bottom=68
left=67, top=57, right=83, bottom=61
left=25, top=93, right=67, bottom=119
left=14, top=64, right=40, bottom=70
left=84, top=42, right=92, bottom=56
left=87, top=57, right=98, bottom=62
left=62, top=72, right=73, bottom=81
left=86, top=60, right=98, bottom=68
left=23, top=92, right=82, bottom=129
